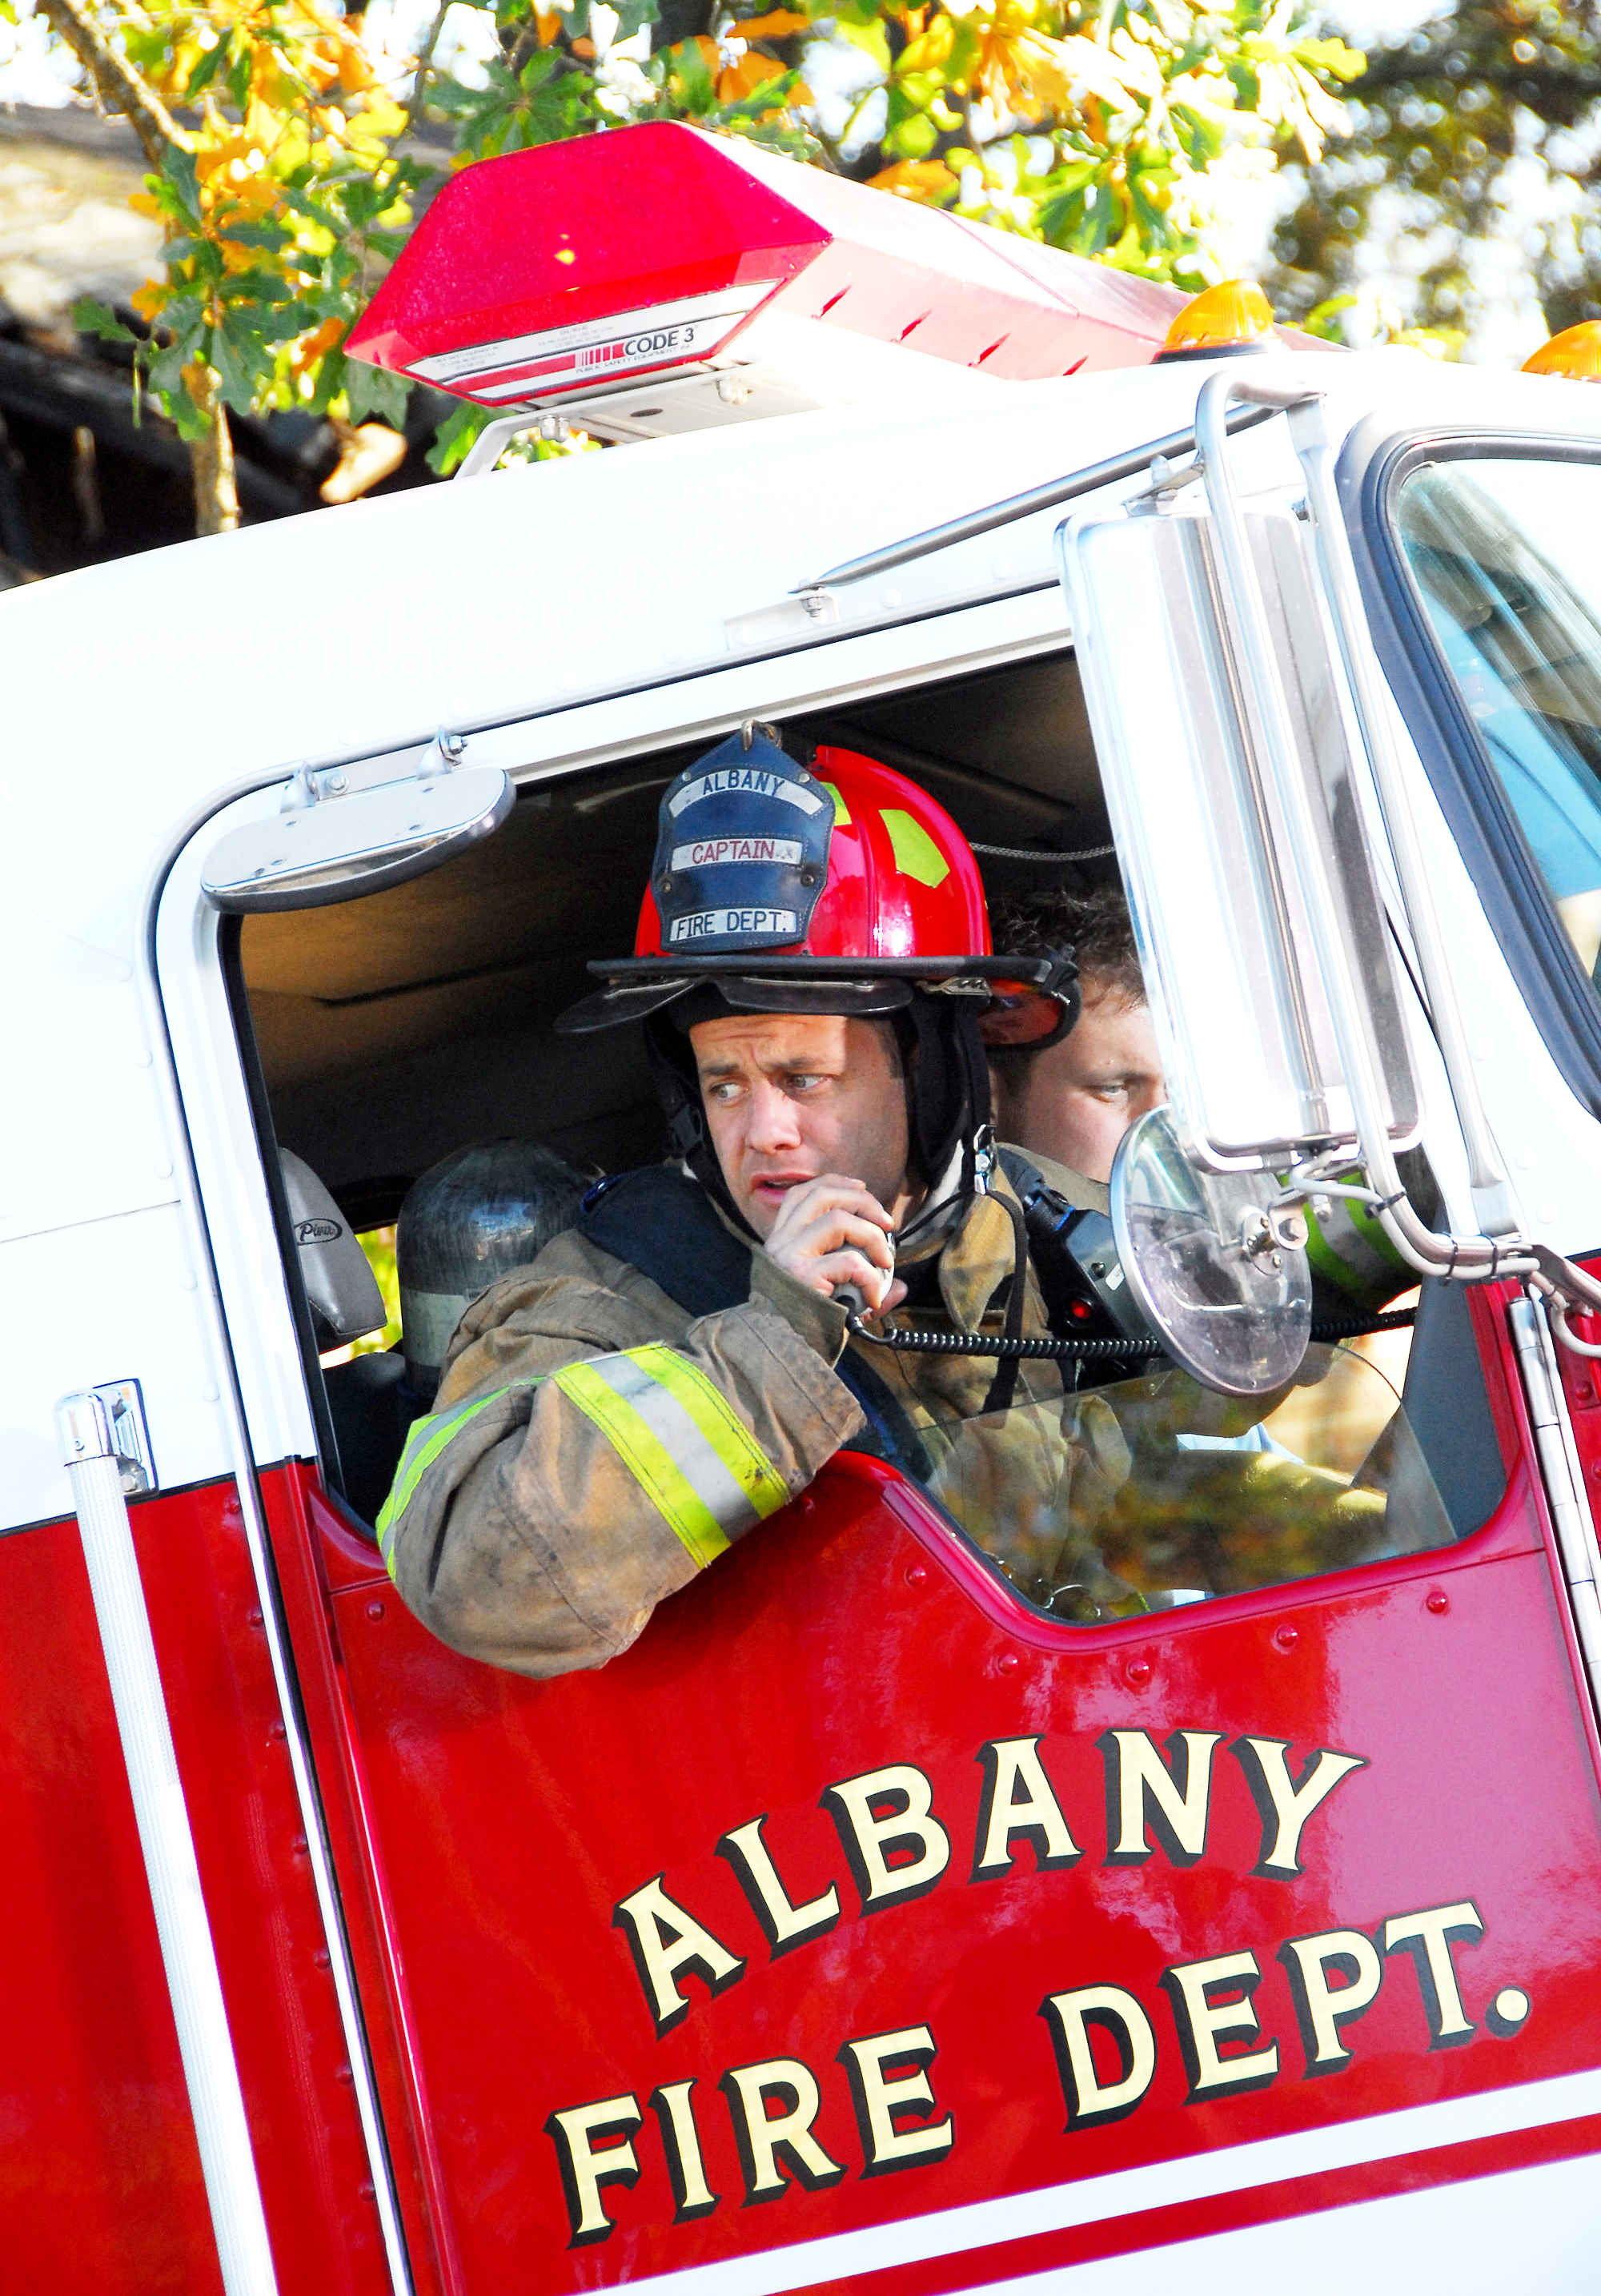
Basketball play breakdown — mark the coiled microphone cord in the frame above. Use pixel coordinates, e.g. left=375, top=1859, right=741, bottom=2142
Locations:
left=841, top=1306, right=1416, bottom=1359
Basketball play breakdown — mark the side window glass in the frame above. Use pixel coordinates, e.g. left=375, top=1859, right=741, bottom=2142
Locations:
left=1393, top=459, right=1601, bottom=982
left=914, top=1337, right=1455, bottom=1622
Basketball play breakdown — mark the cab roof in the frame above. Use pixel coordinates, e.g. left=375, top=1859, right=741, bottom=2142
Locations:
left=7, top=347, right=1601, bottom=864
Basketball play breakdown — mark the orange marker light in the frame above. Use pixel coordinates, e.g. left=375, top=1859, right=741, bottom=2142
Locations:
left=1156, top=279, right=1276, bottom=363
left=1523, top=323, right=1601, bottom=381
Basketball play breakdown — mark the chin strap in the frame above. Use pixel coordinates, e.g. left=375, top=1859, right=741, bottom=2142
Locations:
left=978, top=1190, right=1031, bottom=1412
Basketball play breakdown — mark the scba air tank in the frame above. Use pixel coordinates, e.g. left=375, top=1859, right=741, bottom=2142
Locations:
left=397, top=1140, right=588, bottom=1400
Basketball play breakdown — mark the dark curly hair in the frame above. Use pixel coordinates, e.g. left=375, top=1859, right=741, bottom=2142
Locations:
left=990, top=883, right=1144, bottom=1010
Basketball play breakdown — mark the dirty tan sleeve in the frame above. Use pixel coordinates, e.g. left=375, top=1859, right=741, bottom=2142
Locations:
left=378, top=1243, right=864, bottom=1680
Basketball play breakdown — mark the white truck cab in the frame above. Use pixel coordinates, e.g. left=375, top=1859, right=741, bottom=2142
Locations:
left=10, top=118, right=1601, bottom=2296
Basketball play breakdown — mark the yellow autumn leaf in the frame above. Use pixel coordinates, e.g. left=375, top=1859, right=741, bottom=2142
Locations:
left=730, top=9, right=810, bottom=35
left=335, top=35, right=377, bottom=93
left=898, top=13, right=956, bottom=74
left=1166, top=69, right=1242, bottom=126
left=690, top=35, right=799, bottom=105
left=290, top=313, right=344, bottom=377
left=868, top=157, right=957, bottom=201
left=353, top=90, right=408, bottom=141
left=1053, top=28, right=1162, bottom=106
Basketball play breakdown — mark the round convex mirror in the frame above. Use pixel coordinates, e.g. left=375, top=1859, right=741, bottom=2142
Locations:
left=1109, top=1106, right=1312, bottom=1397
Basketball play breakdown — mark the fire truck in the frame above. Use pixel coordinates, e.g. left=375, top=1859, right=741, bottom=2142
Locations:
left=9, top=116, right=1601, bottom=2296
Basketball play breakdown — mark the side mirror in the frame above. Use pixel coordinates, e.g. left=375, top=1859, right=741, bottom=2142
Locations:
left=1058, top=491, right=1418, bottom=1170
left=1111, top=1105, right=1311, bottom=1396
left=202, top=761, right=514, bottom=913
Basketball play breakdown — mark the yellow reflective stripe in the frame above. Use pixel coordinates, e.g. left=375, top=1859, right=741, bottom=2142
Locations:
left=554, top=1360, right=729, bottom=1566
left=881, top=808, right=950, bottom=889
left=375, top=1382, right=529, bottom=1564
left=629, top=1344, right=789, bottom=1521
left=552, top=1347, right=788, bottom=1568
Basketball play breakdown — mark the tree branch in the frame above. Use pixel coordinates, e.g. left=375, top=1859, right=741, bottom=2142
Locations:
left=1348, top=39, right=1601, bottom=107
left=401, top=0, right=455, bottom=142
left=38, top=0, right=192, bottom=168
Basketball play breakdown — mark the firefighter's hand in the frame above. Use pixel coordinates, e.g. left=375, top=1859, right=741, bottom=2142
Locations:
left=762, top=1175, right=908, bottom=1314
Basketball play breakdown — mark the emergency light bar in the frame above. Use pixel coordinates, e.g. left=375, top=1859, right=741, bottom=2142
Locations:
left=349, top=122, right=1189, bottom=444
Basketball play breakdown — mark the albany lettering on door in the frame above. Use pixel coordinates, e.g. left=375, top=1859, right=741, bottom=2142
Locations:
left=545, top=1727, right=1525, bottom=2247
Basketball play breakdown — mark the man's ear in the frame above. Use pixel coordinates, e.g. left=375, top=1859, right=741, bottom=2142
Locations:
left=986, top=1054, right=1018, bottom=1134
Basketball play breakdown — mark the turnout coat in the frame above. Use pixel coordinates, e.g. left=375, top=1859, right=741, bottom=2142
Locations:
left=377, top=1159, right=1136, bottom=1676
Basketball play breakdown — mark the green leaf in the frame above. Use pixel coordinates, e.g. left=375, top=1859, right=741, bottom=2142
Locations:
left=341, top=179, right=383, bottom=228
left=72, top=296, right=137, bottom=346
left=427, top=399, right=496, bottom=476
left=837, top=16, right=889, bottom=70
left=162, top=142, right=203, bottom=223
left=185, top=36, right=227, bottom=95
left=303, top=344, right=347, bottom=418
left=228, top=220, right=294, bottom=253
left=347, top=359, right=413, bottom=427
left=885, top=110, right=937, bottom=159
left=1303, top=291, right=1357, bottom=343
left=211, top=323, right=259, bottom=415
left=122, top=26, right=167, bottom=70
left=712, top=67, right=805, bottom=126
left=227, top=301, right=309, bottom=340
left=669, top=35, right=715, bottom=112
left=517, top=45, right=561, bottom=91
left=612, top=0, right=658, bottom=38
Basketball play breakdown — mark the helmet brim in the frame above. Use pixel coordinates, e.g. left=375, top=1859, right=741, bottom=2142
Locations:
left=555, top=951, right=1065, bottom=1035
left=556, top=971, right=917, bottom=1035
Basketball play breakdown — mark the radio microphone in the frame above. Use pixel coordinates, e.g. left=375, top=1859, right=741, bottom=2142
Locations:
left=835, top=1234, right=895, bottom=1322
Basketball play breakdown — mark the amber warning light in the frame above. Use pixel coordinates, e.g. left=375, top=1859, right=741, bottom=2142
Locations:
left=348, top=122, right=1191, bottom=444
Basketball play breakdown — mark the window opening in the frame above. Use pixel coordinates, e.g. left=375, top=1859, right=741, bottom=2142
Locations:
left=223, top=652, right=1492, bottom=1632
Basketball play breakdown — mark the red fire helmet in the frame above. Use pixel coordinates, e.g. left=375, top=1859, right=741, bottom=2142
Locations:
left=632, top=744, right=991, bottom=969
left=557, top=730, right=1074, bottom=1045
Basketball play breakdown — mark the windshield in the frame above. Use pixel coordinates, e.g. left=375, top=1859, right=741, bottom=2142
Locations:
left=910, top=1340, right=1451, bottom=1622
left=1393, top=457, right=1601, bottom=982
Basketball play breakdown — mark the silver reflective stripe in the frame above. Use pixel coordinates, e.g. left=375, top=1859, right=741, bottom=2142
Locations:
left=399, top=1286, right=472, bottom=1375
left=586, top=1353, right=760, bottom=1538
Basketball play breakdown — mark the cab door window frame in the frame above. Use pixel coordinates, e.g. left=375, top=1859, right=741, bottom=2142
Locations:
left=1339, top=419, right=1601, bottom=1123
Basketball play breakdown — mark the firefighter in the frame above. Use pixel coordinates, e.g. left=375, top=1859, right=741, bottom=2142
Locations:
left=988, top=884, right=1162, bottom=1197
left=374, top=732, right=1141, bottom=1677
left=989, top=881, right=1422, bottom=1315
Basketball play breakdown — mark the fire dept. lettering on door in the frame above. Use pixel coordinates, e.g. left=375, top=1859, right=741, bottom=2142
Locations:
left=544, top=1728, right=1531, bottom=2246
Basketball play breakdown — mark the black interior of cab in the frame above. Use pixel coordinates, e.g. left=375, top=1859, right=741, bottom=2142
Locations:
left=241, top=648, right=1112, bottom=1218
left=230, top=645, right=1117, bottom=1524
left=227, top=641, right=1511, bottom=1568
